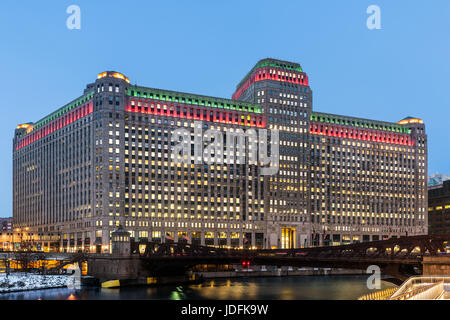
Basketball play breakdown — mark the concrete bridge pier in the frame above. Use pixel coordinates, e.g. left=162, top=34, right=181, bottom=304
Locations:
left=423, top=256, right=450, bottom=276
left=87, top=226, right=150, bottom=282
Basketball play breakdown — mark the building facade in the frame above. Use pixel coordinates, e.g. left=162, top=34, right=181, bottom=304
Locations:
left=233, top=60, right=312, bottom=249
left=0, top=217, right=13, bottom=251
left=13, top=59, right=428, bottom=252
left=0, top=217, right=41, bottom=251
left=428, top=180, right=450, bottom=235
left=308, top=114, right=427, bottom=244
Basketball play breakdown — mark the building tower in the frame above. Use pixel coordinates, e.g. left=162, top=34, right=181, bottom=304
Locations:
left=233, top=58, right=312, bottom=248
left=397, top=117, right=428, bottom=234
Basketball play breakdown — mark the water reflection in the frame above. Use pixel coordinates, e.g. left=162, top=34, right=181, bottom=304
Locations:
left=67, top=294, right=77, bottom=300
left=169, top=286, right=186, bottom=300
left=0, top=275, right=396, bottom=300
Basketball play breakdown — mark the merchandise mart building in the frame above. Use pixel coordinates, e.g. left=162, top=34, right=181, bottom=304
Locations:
left=13, top=59, right=427, bottom=252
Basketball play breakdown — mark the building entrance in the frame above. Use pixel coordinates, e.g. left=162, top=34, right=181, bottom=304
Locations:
left=281, top=228, right=295, bottom=249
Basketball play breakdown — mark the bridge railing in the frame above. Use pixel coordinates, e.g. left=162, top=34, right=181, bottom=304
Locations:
left=390, top=281, right=445, bottom=300
left=140, top=242, right=251, bottom=258
left=390, top=276, right=450, bottom=299
left=139, top=235, right=450, bottom=260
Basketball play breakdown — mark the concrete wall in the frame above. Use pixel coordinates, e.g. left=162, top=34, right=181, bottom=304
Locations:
left=87, top=255, right=148, bottom=281
left=423, top=256, right=450, bottom=276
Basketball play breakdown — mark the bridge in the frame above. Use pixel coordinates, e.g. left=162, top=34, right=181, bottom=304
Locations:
left=2, top=235, right=449, bottom=282
left=0, top=251, right=86, bottom=274
left=139, top=235, right=450, bottom=281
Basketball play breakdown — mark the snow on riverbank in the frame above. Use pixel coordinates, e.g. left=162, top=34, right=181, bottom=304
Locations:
left=0, top=273, right=70, bottom=293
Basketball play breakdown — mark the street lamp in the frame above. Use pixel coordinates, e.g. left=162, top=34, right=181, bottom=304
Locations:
left=13, top=228, right=21, bottom=251
left=24, top=227, right=29, bottom=251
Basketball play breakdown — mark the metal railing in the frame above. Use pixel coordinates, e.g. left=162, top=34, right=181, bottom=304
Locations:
left=390, top=281, right=444, bottom=300
left=390, top=276, right=450, bottom=300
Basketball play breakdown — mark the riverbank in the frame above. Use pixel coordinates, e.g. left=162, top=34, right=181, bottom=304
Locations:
left=0, top=273, right=70, bottom=293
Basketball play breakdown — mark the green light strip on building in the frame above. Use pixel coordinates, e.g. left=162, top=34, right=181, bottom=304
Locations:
left=19, top=91, right=95, bottom=137
left=310, top=112, right=411, bottom=134
left=255, top=60, right=303, bottom=73
left=126, top=87, right=262, bottom=114
left=33, top=92, right=95, bottom=130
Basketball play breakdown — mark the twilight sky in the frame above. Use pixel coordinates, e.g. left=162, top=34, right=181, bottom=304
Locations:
left=0, top=0, right=449, bottom=217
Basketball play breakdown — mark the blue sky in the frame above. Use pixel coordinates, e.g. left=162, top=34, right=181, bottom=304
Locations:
left=0, top=1, right=449, bottom=217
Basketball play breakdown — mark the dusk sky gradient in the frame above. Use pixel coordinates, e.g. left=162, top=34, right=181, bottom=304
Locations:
left=1, top=1, right=449, bottom=217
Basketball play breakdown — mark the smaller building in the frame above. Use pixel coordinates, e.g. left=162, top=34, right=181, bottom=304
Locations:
left=0, top=218, right=43, bottom=251
left=428, top=180, right=450, bottom=235
left=0, top=217, right=12, bottom=231
left=0, top=217, right=13, bottom=251
left=429, top=173, right=450, bottom=187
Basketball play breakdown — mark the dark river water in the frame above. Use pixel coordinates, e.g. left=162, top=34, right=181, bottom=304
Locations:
left=0, top=275, right=396, bottom=300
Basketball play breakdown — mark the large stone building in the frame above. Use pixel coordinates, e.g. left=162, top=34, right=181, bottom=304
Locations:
left=13, top=58, right=428, bottom=252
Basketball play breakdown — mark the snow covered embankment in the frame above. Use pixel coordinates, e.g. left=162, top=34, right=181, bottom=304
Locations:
left=0, top=273, right=70, bottom=293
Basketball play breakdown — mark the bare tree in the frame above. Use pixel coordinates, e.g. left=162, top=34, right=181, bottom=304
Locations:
left=13, top=252, right=31, bottom=273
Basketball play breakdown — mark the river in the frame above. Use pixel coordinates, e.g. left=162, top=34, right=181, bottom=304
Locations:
left=0, top=275, right=396, bottom=300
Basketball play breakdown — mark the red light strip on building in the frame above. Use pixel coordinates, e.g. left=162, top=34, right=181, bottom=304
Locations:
left=126, top=98, right=266, bottom=128
left=232, top=66, right=309, bottom=100
left=15, top=102, right=94, bottom=150
left=310, top=121, right=414, bottom=146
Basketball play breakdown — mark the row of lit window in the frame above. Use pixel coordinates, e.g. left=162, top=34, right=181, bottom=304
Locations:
left=428, top=205, right=450, bottom=211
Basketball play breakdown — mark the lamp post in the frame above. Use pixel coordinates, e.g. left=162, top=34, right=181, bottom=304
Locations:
left=13, top=228, right=21, bottom=252
left=24, top=227, right=29, bottom=251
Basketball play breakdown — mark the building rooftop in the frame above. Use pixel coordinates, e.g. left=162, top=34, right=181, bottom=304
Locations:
left=127, top=84, right=263, bottom=114
left=397, top=117, right=424, bottom=125
left=236, top=58, right=304, bottom=89
left=15, top=91, right=94, bottom=137
left=16, top=69, right=266, bottom=139
left=311, top=111, right=412, bottom=134
left=97, top=71, right=130, bottom=83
